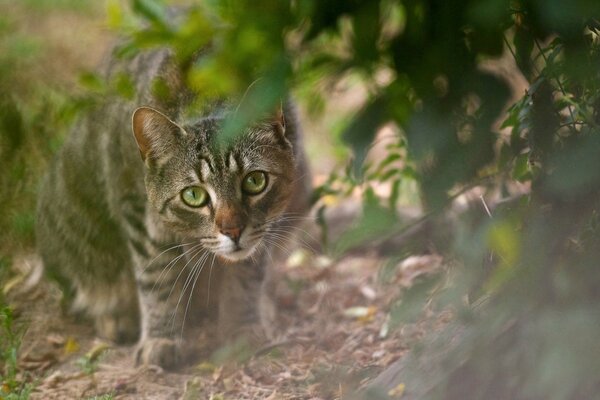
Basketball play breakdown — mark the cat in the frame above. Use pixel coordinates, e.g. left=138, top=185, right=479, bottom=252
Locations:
left=35, top=46, right=311, bottom=369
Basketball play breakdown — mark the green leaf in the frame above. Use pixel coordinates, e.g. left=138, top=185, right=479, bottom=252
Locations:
left=512, top=153, right=530, bottom=182
left=113, top=72, right=135, bottom=100
left=0, top=96, right=23, bottom=154
left=332, top=188, right=398, bottom=255
left=378, top=168, right=400, bottom=182
left=132, top=0, right=168, bottom=28
left=390, top=274, right=442, bottom=326
left=514, top=24, right=534, bottom=79
left=78, top=71, right=106, bottom=93
left=374, top=153, right=402, bottom=176
left=389, top=179, right=401, bottom=209
left=341, top=96, right=388, bottom=179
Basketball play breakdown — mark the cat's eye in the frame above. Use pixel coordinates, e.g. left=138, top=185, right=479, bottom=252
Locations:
left=242, top=171, right=268, bottom=195
left=181, top=186, right=209, bottom=207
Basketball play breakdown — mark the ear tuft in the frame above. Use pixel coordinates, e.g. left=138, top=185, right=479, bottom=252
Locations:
left=132, top=107, right=183, bottom=162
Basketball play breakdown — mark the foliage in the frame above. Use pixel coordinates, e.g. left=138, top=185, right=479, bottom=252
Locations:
left=0, top=2, right=105, bottom=396
left=0, top=0, right=104, bottom=255
left=0, top=306, right=33, bottom=399
left=108, top=1, right=600, bottom=398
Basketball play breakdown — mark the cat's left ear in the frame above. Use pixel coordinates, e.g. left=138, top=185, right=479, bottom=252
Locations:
left=132, top=107, right=185, bottom=164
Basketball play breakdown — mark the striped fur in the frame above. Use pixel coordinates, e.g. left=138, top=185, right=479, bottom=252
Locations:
left=36, top=48, right=311, bottom=369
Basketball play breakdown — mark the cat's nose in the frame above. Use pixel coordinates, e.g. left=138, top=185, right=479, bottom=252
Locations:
left=220, top=225, right=245, bottom=243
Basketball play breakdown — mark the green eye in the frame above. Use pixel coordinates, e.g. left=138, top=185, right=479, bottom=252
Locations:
left=181, top=186, right=209, bottom=207
left=242, top=171, right=268, bottom=195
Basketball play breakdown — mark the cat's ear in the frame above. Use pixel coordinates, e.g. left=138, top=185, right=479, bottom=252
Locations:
left=132, top=107, right=185, bottom=163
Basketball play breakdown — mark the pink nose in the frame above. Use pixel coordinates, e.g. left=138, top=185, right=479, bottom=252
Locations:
left=220, top=225, right=245, bottom=242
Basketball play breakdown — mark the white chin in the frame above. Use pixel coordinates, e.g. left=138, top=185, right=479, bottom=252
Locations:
left=216, top=246, right=257, bottom=262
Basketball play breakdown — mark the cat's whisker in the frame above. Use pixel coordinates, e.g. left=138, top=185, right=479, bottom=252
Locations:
left=249, top=230, right=266, bottom=240
left=205, top=253, right=216, bottom=307
left=261, top=213, right=315, bottom=230
left=260, top=236, right=292, bottom=257
left=150, top=244, right=201, bottom=293
left=266, top=226, right=319, bottom=254
left=179, top=251, right=211, bottom=339
left=151, top=243, right=203, bottom=294
left=261, top=241, right=276, bottom=266
left=269, top=223, right=319, bottom=243
left=141, top=241, right=195, bottom=275
left=170, top=251, right=210, bottom=333
left=165, top=247, right=206, bottom=302
left=249, top=249, right=258, bottom=265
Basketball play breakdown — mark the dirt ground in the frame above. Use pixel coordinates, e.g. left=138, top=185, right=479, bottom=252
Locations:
left=6, top=207, right=446, bottom=400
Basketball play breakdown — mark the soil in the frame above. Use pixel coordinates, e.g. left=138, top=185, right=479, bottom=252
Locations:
left=5, top=216, right=446, bottom=400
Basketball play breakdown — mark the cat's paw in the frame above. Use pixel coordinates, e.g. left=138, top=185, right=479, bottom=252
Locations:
left=95, top=313, right=139, bottom=344
left=214, top=324, right=270, bottom=362
left=135, top=338, right=180, bottom=369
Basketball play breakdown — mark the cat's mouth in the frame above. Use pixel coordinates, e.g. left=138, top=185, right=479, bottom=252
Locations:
left=214, top=243, right=259, bottom=262
left=209, top=234, right=261, bottom=262
left=200, top=227, right=263, bottom=262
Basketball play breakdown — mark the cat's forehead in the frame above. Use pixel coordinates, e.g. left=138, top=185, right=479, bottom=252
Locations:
left=186, top=118, right=276, bottom=157
left=182, top=119, right=282, bottom=183
left=185, top=117, right=222, bottom=143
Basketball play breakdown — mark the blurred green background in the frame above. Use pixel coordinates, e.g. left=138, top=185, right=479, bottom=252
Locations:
left=0, top=1, right=108, bottom=255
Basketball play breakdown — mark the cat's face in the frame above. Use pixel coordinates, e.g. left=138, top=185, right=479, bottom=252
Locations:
left=132, top=107, right=296, bottom=261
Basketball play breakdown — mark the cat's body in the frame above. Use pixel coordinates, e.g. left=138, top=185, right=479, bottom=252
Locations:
left=36, top=48, right=311, bottom=368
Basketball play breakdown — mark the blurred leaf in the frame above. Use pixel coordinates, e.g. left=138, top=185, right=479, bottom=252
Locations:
left=487, top=220, right=520, bottom=268
left=64, top=337, right=80, bottom=354
left=547, top=133, right=600, bottom=196
left=106, top=0, right=125, bottom=29
left=343, top=306, right=377, bottom=322
left=514, top=25, right=535, bottom=79
left=218, top=59, right=290, bottom=144
left=78, top=71, right=106, bottom=93
left=132, top=0, right=169, bottom=28
left=333, top=188, right=398, bottom=255
left=389, top=179, right=401, bottom=209
left=342, top=96, right=388, bottom=178
left=10, top=211, right=35, bottom=241
left=0, top=96, right=24, bottom=156
left=512, top=153, right=531, bottom=182
left=113, top=72, right=135, bottom=100
left=390, top=273, right=441, bottom=326
left=483, top=220, right=521, bottom=293
left=388, top=383, right=406, bottom=398
left=351, top=1, right=381, bottom=67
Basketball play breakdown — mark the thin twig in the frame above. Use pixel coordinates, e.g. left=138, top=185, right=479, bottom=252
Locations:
left=479, top=195, right=493, bottom=218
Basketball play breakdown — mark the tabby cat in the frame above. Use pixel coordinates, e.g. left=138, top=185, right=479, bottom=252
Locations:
left=36, top=47, right=311, bottom=368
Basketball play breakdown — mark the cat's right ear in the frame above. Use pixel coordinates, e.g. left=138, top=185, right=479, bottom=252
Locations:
left=132, top=107, right=185, bottom=164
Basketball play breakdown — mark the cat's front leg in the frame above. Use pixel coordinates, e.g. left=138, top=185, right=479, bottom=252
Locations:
left=132, top=243, right=208, bottom=369
left=217, top=260, right=273, bottom=353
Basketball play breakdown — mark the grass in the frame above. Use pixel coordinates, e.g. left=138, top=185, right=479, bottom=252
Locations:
left=0, top=0, right=110, bottom=258
left=0, top=306, right=33, bottom=400
left=0, top=5, right=124, bottom=399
